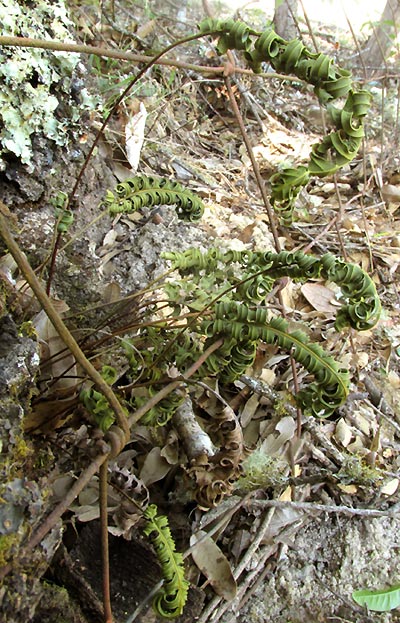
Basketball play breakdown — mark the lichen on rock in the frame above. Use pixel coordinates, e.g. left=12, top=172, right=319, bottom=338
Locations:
left=0, top=0, right=99, bottom=172
left=0, top=315, right=62, bottom=623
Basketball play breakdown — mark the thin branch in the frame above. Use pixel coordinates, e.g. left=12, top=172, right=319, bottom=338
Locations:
left=100, top=460, right=113, bottom=623
left=224, top=76, right=281, bottom=250
left=249, top=498, right=400, bottom=517
left=0, top=34, right=299, bottom=81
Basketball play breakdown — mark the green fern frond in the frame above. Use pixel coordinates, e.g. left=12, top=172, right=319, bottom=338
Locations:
left=203, top=301, right=349, bottom=417
left=197, top=18, right=371, bottom=223
left=198, top=17, right=259, bottom=53
left=162, top=248, right=381, bottom=331
left=103, top=175, right=204, bottom=222
left=161, top=247, right=381, bottom=417
left=143, top=504, right=189, bottom=619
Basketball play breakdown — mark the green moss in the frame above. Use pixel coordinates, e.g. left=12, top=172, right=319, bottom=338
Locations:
left=13, top=434, right=34, bottom=461
left=236, top=449, right=287, bottom=492
left=19, top=321, right=38, bottom=340
left=0, top=532, right=21, bottom=566
left=337, top=454, right=383, bottom=487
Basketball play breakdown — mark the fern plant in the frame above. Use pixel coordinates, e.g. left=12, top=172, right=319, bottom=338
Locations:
left=86, top=177, right=381, bottom=426
left=102, top=175, right=204, bottom=222
left=143, top=504, right=189, bottom=619
left=161, top=247, right=380, bottom=418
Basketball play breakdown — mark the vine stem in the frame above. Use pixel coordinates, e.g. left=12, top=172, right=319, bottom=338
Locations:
left=224, top=76, right=303, bottom=433
left=0, top=202, right=130, bottom=442
left=224, top=76, right=282, bottom=251
left=0, top=35, right=298, bottom=80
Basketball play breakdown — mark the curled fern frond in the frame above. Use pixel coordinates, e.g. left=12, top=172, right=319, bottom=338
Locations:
left=123, top=328, right=202, bottom=427
left=51, top=191, right=74, bottom=233
left=205, top=301, right=350, bottom=417
left=55, top=207, right=74, bottom=233
left=80, top=366, right=126, bottom=431
left=198, top=17, right=258, bottom=53
left=162, top=247, right=381, bottom=331
left=143, top=504, right=189, bottom=619
left=197, top=18, right=371, bottom=223
left=138, top=389, right=185, bottom=427
left=103, top=175, right=204, bottom=222
left=161, top=247, right=380, bottom=417
left=269, top=166, right=310, bottom=225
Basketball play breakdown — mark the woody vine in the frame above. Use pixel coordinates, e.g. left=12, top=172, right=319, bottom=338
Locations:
left=0, top=15, right=380, bottom=623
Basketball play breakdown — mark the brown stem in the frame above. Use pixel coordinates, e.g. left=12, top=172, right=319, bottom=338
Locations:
left=224, top=76, right=304, bottom=434
left=0, top=35, right=302, bottom=82
left=0, top=34, right=227, bottom=74
left=0, top=203, right=130, bottom=442
left=46, top=230, right=61, bottom=295
left=100, top=460, right=113, bottom=623
left=224, top=76, right=281, bottom=250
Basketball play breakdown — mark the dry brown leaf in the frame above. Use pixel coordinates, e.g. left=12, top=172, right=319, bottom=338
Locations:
left=190, top=530, right=237, bottom=600
left=136, top=19, right=155, bottom=39
left=102, top=281, right=121, bottom=304
left=381, top=478, right=399, bottom=496
left=125, top=102, right=147, bottom=172
left=279, top=485, right=292, bottom=501
left=261, top=416, right=296, bottom=456
left=259, top=368, right=276, bottom=386
left=334, top=419, right=353, bottom=448
left=381, top=183, right=400, bottom=204
left=337, top=484, right=357, bottom=494
left=240, top=393, right=260, bottom=427
left=24, top=394, right=77, bottom=433
left=33, top=303, right=78, bottom=395
left=139, top=447, right=171, bottom=486
left=300, top=283, right=338, bottom=313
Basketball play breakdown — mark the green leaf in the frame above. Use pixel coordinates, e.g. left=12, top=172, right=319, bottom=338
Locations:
left=352, top=585, right=400, bottom=612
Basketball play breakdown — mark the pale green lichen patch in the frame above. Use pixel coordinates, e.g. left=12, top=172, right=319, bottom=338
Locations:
left=0, top=0, right=99, bottom=171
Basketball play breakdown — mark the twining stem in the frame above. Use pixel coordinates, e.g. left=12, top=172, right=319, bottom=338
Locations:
left=224, top=77, right=303, bottom=433
left=0, top=203, right=130, bottom=442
